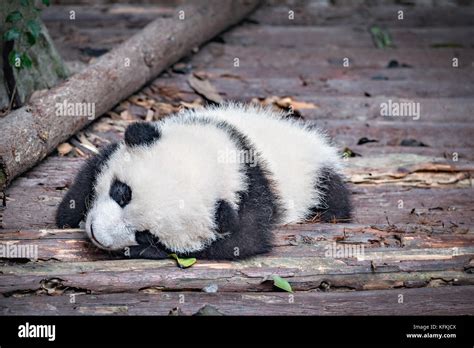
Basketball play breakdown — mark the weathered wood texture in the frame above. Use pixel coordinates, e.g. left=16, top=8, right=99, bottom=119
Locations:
left=1, top=1, right=473, bottom=315
left=3, top=287, right=474, bottom=315
left=0, top=0, right=260, bottom=189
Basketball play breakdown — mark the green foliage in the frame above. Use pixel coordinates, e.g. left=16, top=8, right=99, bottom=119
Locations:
left=169, top=253, right=197, bottom=268
left=26, top=19, right=41, bottom=38
left=3, top=28, right=21, bottom=41
left=370, top=26, right=393, bottom=49
left=2, top=0, right=51, bottom=70
left=272, top=275, right=293, bottom=293
left=6, top=11, right=23, bottom=23
left=21, top=52, right=33, bottom=68
left=8, top=50, right=22, bottom=68
left=25, top=31, right=36, bottom=45
left=7, top=49, right=33, bottom=69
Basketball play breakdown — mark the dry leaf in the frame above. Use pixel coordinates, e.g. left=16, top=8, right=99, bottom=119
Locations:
left=180, top=98, right=203, bottom=110
left=187, top=74, right=224, bottom=104
left=253, top=96, right=317, bottom=111
left=77, top=133, right=99, bottom=154
left=106, top=111, right=122, bottom=120
left=57, top=143, right=73, bottom=156
left=155, top=85, right=183, bottom=101
left=129, top=95, right=155, bottom=109
left=145, top=109, right=155, bottom=122
left=153, top=102, right=180, bottom=120
left=276, top=97, right=317, bottom=110
left=293, top=100, right=318, bottom=110
left=120, top=110, right=135, bottom=121
left=75, top=147, right=86, bottom=157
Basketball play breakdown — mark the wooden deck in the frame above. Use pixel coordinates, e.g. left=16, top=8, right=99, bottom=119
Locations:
left=1, top=1, right=474, bottom=315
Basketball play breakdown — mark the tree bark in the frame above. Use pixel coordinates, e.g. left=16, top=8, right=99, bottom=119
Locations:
left=0, top=0, right=261, bottom=190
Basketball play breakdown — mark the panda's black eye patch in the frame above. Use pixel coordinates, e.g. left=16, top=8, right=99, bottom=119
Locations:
left=109, top=180, right=132, bottom=208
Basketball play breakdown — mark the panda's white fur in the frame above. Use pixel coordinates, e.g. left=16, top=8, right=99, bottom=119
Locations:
left=197, top=105, right=342, bottom=223
left=57, top=103, right=351, bottom=259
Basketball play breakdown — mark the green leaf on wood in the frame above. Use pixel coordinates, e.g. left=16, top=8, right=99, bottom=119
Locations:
left=26, top=19, right=41, bottom=39
left=26, top=31, right=37, bottom=45
left=272, top=275, right=293, bottom=293
left=8, top=50, right=22, bottom=69
left=21, top=53, right=33, bottom=68
left=370, top=26, right=393, bottom=49
left=3, top=28, right=21, bottom=41
left=6, top=11, right=23, bottom=23
left=42, top=0, right=51, bottom=6
left=169, top=253, right=197, bottom=268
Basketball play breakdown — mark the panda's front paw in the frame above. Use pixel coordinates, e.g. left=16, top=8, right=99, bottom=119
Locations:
left=125, top=230, right=169, bottom=259
left=126, top=245, right=169, bottom=259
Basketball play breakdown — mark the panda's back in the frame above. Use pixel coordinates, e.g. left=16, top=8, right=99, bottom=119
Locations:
left=194, top=104, right=342, bottom=223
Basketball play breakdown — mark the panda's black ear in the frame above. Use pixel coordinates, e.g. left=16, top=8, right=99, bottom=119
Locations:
left=124, top=122, right=160, bottom=147
left=56, top=143, right=118, bottom=228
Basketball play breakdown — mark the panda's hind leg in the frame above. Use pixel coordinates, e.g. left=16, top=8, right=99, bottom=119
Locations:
left=308, top=167, right=352, bottom=222
left=189, top=198, right=274, bottom=260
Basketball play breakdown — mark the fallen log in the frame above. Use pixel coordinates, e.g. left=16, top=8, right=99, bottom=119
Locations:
left=0, top=0, right=260, bottom=190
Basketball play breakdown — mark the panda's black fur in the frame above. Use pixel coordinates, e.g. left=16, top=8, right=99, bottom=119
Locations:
left=56, top=143, right=118, bottom=228
left=57, top=104, right=351, bottom=260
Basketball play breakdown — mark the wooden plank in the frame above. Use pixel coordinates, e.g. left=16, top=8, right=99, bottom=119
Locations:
left=351, top=186, right=474, bottom=225
left=346, top=154, right=474, bottom=186
left=192, top=44, right=474, bottom=69
left=42, top=5, right=174, bottom=26
left=1, top=157, right=82, bottom=229
left=1, top=286, right=474, bottom=316
left=204, top=67, right=474, bottom=84
left=292, top=96, right=474, bottom=123
left=318, top=120, right=474, bottom=148
left=0, top=247, right=472, bottom=294
left=221, top=25, right=474, bottom=48
left=151, top=73, right=474, bottom=99
left=0, top=223, right=472, bottom=268
left=343, top=146, right=474, bottom=161
left=250, top=5, right=474, bottom=27
left=212, top=77, right=473, bottom=98
left=1, top=223, right=473, bottom=245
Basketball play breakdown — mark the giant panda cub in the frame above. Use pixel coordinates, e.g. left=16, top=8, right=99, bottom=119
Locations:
left=57, top=103, right=351, bottom=260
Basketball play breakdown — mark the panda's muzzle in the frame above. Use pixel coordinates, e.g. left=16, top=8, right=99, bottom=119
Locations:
left=90, top=223, right=106, bottom=249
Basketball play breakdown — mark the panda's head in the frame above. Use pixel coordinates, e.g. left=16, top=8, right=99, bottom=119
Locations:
left=85, top=122, right=163, bottom=250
